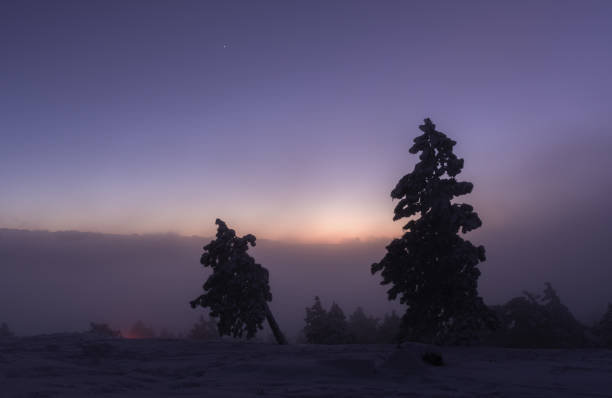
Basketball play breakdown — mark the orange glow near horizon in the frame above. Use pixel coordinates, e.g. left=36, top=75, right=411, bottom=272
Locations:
left=3, top=197, right=405, bottom=243
left=2, top=216, right=401, bottom=244
left=1, top=193, right=508, bottom=243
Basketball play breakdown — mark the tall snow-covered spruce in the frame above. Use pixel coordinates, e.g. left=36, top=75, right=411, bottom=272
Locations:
left=372, top=119, right=494, bottom=345
left=190, top=219, right=287, bottom=345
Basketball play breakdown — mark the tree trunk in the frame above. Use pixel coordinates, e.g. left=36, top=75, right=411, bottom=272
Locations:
left=265, top=304, right=287, bottom=345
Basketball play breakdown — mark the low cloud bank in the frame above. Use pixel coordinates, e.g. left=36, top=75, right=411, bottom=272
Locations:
left=2, top=213, right=611, bottom=340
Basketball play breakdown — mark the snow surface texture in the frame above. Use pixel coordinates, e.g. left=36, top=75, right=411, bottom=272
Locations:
left=1, top=334, right=611, bottom=397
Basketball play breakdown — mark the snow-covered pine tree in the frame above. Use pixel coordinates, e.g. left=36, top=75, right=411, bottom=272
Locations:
left=372, top=118, right=494, bottom=345
left=190, top=219, right=287, bottom=344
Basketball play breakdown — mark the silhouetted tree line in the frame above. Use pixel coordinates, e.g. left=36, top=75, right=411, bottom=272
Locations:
left=301, top=297, right=401, bottom=344
left=483, top=283, right=612, bottom=348
left=299, top=289, right=612, bottom=348
left=487, top=283, right=585, bottom=347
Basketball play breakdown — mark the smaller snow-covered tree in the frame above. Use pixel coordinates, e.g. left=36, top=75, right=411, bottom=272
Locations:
left=190, top=219, right=287, bottom=344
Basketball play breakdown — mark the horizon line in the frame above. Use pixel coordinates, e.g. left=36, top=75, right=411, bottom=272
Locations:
left=0, top=226, right=397, bottom=245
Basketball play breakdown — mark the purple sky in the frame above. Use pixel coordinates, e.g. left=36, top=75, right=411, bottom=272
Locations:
left=2, top=1, right=612, bottom=242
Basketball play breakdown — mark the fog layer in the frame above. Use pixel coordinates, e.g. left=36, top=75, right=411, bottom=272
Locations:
left=2, top=214, right=610, bottom=340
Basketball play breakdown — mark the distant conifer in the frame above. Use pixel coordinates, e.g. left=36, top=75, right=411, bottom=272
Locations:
left=326, top=302, right=350, bottom=344
left=303, top=296, right=329, bottom=344
left=377, top=311, right=401, bottom=344
left=347, top=307, right=379, bottom=344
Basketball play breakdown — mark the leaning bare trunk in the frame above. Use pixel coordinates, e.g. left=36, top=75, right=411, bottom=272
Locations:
left=265, top=304, right=287, bottom=345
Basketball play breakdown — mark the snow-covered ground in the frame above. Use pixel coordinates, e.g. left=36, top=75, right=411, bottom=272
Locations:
left=1, top=334, right=611, bottom=397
